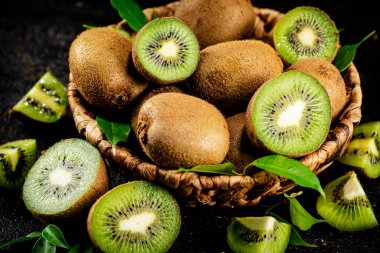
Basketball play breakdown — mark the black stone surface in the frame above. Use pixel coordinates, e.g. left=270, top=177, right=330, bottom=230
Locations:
left=0, top=0, right=379, bottom=252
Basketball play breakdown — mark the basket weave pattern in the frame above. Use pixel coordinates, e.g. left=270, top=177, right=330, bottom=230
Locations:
left=67, top=7, right=362, bottom=207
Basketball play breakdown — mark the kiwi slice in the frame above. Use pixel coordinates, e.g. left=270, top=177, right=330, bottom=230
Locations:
left=227, top=216, right=291, bottom=253
left=274, top=6, right=339, bottom=64
left=316, top=171, right=378, bottom=231
left=22, top=138, right=109, bottom=222
left=11, top=72, right=68, bottom=123
left=338, top=121, right=380, bottom=178
left=246, top=71, right=331, bottom=157
left=87, top=181, right=181, bottom=253
left=132, top=17, right=200, bottom=84
left=0, top=139, right=37, bottom=190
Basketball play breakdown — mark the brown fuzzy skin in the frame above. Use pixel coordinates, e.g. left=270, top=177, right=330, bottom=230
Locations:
left=174, top=0, right=256, bottom=49
left=189, top=40, right=284, bottom=115
left=69, top=27, right=148, bottom=111
left=133, top=93, right=230, bottom=168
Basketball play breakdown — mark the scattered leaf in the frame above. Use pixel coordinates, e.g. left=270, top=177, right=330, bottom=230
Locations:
left=83, top=24, right=97, bottom=29
left=69, top=244, right=81, bottom=253
left=32, top=237, right=56, bottom=253
left=114, top=28, right=132, bottom=40
left=42, top=224, right=70, bottom=249
left=0, top=231, right=41, bottom=249
left=178, top=163, right=238, bottom=176
left=96, top=115, right=131, bottom=146
left=110, top=0, right=148, bottom=32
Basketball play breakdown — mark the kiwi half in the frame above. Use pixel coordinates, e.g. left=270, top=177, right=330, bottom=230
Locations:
left=22, top=138, right=109, bottom=222
left=11, top=72, right=67, bottom=123
left=316, top=171, right=378, bottom=231
left=246, top=71, right=331, bottom=157
left=274, top=6, right=339, bottom=64
left=227, top=216, right=291, bottom=253
left=87, top=181, right=181, bottom=253
left=0, top=139, right=37, bottom=190
left=338, top=121, right=380, bottom=178
left=132, top=17, right=199, bottom=84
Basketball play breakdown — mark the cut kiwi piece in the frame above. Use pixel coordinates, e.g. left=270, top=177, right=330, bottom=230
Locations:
left=132, top=17, right=200, bottom=84
left=11, top=72, right=68, bottom=123
left=316, top=171, right=378, bottom=231
left=87, top=180, right=181, bottom=253
left=246, top=70, right=331, bottom=157
left=0, top=139, right=37, bottom=190
left=227, top=216, right=291, bottom=253
left=338, top=121, right=380, bottom=178
left=274, top=6, right=339, bottom=64
left=22, top=138, right=109, bottom=222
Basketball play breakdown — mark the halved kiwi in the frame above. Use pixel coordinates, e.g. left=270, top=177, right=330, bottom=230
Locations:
left=0, top=139, right=37, bottom=190
left=338, top=121, right=380, bottom=178
left=11, top=72, right=67, bottom=123
left=22, top=138, right=109, bottom=222
left=316, top=171, right=378, bottom=231
left=227, top=216, right=291, bottom=253
left=87, top=180, right=181, bottom=253
left=274, top=6, right=339, bottom=64
left=132, top=17, right=200, bottom=84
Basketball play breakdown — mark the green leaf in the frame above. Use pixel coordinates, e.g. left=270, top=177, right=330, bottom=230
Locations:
left=0, top=231, right=41, bottom=249
left=177, top=162, right=238, bottom=176
left=114, top=28, right=132, bottom=40
left=83, top=24, right=97, bottom=29
left=32, top=237, right=56, bottom=253
left=69, top=244, right=81, bottom=253
left=110, top=0, right=149, bottom=32
left=245, top=155, right=326, bottom=201
left=84, top=246, right=95, bottom=253
left=41, top=224, right=70, bottom=249
left=333, top=30, right=376, bottom=72
left=96, top=115, right=131, bottom=146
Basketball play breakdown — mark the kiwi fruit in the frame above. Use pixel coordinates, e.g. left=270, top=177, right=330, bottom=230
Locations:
left=274, top=6, right=339, bottom=64
left=287, top=57, right=347, bottom=120
left=22, top=138, right=109, bottom=222
left=246, top=70, right=331, bottom=157
left=316, top=171, right=378, bottom=231
left=227, top=216, right=291, bottom=253
left=11, top=72, right=67, bottom=123
left=174, top=0, right=256, bottom=49
left=69, top=27, right=148, bottom=111
left=132, top=93, right=229, bottom=168
left=189, top=40, right=284, bottom=115
left=338, top=121, right=380, bottom=179
left=87, top=180, right=181, bottom=253
left=0, top=139, right=37, bottom=190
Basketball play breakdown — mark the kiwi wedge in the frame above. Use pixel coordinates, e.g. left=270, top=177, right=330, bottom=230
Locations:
left=274, top=6, right=339, bottom=64
left=132, top=17, right=200, bottom=84
left=0, top=139, right=37, bottom=190
left=87, top=181, right=181, bottom=253
left=11, top=72, right=67, bottom=123
left=227, top=216, right=291, bottom=253
left=246, top=71, right=331, bottom=157
left=338, top=121, right=380, bottom=178
left=22, top=138, right=109, bottom=222
left=316, top=171, right=378, bottom=231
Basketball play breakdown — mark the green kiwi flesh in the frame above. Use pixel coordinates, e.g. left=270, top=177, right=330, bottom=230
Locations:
left=87, top=180, right=181, bottom=253
left=227, top=216, right=291, bottom=253
left=0, top=139, right=37, bottom=190
left=22, top=138, right=109, bottom=221
left=338, top=121, right=380, bottom=178
left=316, top=171, right=378, bottom=231
left=11, top=72, right=67, bottom=123
left=246, top=71, right=331, bottom=157
left=132, top=17, right=199, bottom=84
left=274, top=6, right=339, bottom=64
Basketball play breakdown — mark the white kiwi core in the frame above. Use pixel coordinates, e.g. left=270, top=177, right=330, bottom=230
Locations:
left=277, top=100, right=306, bottom=127
left=119, top=212, right=156, bottom=234
left=49, top=168, right=72, bottom=187
left=297, top=27, right=317, bottom=47
left=237, top=216, right=276, bottom=231
left=158, top=40, right=179, bottom=58
left=343, top=176, right=365, bottom=200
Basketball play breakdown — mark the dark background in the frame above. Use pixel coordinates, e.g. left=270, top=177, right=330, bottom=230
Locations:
left=0, top=0, right=379, bottom=252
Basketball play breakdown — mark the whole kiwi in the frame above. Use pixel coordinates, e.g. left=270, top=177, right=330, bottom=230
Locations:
left=287, top=57, right=347, bottom=119
left=174, top=0, right=257, bottom=49
left=69, top=27, right=148, bottom=111
left=188, top=40, right=284, bottom=115
left=132, top=93, right=230, bottom=168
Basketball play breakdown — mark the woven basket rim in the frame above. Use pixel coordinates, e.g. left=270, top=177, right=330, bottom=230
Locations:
left=67, top=6, right=362, bottom=207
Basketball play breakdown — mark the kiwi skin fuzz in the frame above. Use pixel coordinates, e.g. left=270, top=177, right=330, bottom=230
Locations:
left=174, top=0, right=256, bottom=49
left=132, top=93, right=230, bottom=169
left=69, top=27, right=148, bottom=111
left=189, top=40, right=284, bottom=115
left=287, top=58, right=347, bottom=120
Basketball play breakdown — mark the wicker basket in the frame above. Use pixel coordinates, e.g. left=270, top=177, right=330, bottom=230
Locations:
left=67, top=5, right=362, bottom=207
